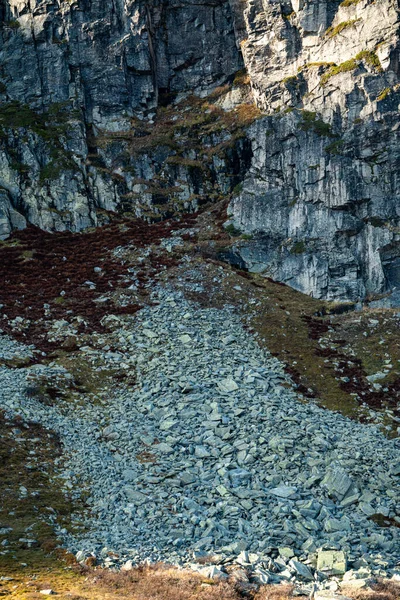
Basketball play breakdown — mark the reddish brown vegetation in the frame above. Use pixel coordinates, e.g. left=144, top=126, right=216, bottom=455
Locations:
left=85, top=565, right=243, bottom=600
left=0, top=215, right=198, bottom=354
left=342, top=580, right=400, bottom=600
left=302, top=316, right=400, bottom=418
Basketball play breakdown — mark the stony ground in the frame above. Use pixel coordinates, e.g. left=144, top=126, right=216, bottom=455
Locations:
left=0, top=208, right=400, bottom=600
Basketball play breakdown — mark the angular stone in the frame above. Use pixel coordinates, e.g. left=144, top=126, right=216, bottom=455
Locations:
left=236, top=550, right=250, bottom=565
left=269, top=485, right=297, bottom=499
left=193, top=536, right=213, bottom=550
left=180, top=472, right=196, bottom=485
left=279, top=547, right=295, bottom=559
left=322, top=468, right=355, bottom=501
left=197, top=565, right=228, bottom=580
left=359, top=503, right=375, bottom=516
left=222, top=335, right=236, bottom=345
left=289, top=559, right=314, bottom=581
left=75, top=550, right=86, bottom=562
left=156, top=443, right=174, bottom=454
left=254, top=568, right=271, bottom=584
left=324, top=517, right=351, bottom=533
left=194, top=446, right=210, bottom=458
left=143, top=329, right=157, bottom=339
left=122, top=469, right=136, bottom=482
left=217, top=379, right=239, bottom=393
left=317, top=551, right=347, bottom=575
left=124, top=488, right=146, bottom=504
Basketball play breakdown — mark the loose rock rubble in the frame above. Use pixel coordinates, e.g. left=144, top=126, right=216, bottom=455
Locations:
left=0, top=288, right=399, bottom=595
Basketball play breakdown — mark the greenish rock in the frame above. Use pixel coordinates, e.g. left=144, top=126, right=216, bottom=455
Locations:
left=317, top=550, right=347, bottom=575
left=279, top=546, right=295, bottom=559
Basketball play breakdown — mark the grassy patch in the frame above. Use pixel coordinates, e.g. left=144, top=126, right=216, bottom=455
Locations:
left=320, top=50, right=381, bottom=85
left=0, top=101, right=80, bottom=181
left=232, top=182, right=243, bottom=195
left=225, top=223, right=243, bottom=237
left=290, top=241, right=306, bottom=254
left=320, top=59, right=358, bottom=85
left=365, top=216, right=386, bottom=227
left=54, top=352, right=126, bottom=401
left=233, top=68, right=250, bottom=87
left=282, top=75, right=298, bottom=85
left=0, top=411, right=79, bottom=578
left=0, top=101, right=71, bottom=138
left=355, top=49, right=382, bottom=70
left=4, top=19, right=20, bottom=29
left=39, top=156, right=77, bottom=183
left=165, top=156, right=205, bottom=170
left=325, top=18, right=360, bottom=38
left=298, top=111, right=335, bottom=137
left=377, top=87, right=391, bottom=101
left=325, top=139, right=345, bottom=155
left=340, top=0, right=363, bottom=6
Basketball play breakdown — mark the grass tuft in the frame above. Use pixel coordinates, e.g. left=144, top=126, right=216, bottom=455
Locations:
left=298, top=111, right=335, bottom=137
left=377, top=87, right=391, bottom=102
left=325, top=18, right=360, bottom=38
left=340, top=0, right=363, bottom=6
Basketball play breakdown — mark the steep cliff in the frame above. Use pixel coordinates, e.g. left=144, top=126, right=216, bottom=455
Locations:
left=229, top=0, right=400, bottom=301
left=1, top=0, right=400, bottom=302
left=0, top=0, right=244, bottom=235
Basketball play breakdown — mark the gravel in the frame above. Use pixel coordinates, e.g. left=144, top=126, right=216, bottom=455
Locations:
left=0, top=286, right=399, bottom=587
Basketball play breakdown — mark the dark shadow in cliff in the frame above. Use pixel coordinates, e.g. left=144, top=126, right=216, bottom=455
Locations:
left=0, top=0, right=10, bottom=23
left=381, top=242, right=400, bottom=290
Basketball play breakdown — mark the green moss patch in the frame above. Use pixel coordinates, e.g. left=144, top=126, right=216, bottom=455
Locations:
left=325, top=139, right=345, bottom=155
left=325, top=19, right=360, bottom=39
left=0, top=101, right=80, bottom=183
left=320, top=59, right=358, bottom=85
left=355, top=50, right=382, bottom=70
left=377, top=87, right=391, bottom=102
left=320, top=49, right=382, bottom=86
left=298, top=111, right=335, bottom=137
left=0, top=411, right=80, bottom=577
left=290, top=241, right=306, bottom=254
left=340, top=0, right=364, bottom=6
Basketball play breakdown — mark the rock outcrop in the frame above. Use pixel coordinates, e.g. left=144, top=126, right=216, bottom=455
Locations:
left=1, top=0, right=400, bottom=302
left=0, top=0, right=243, bottom=235
left=228, top=0, right=400, bottom=300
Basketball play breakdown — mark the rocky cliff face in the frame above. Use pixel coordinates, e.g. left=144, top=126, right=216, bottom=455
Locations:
left=1, top=0, right=400, bottom=302
left=229, top=0, right=400, bottom=301
left=0, top=0, right=243, bottom=235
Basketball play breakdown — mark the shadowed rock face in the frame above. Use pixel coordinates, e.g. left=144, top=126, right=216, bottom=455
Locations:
left=1, top=0, right=400, bottom=302
left=0, top=0, right=242, bottom=237
left=2, top=0, right=241, bottom=123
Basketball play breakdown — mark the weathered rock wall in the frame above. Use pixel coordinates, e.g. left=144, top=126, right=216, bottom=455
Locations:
left=227, top=0, right=400, bottom=301
left=0, top=0, right=243, bottom=237
left=1, top=0, right=400, bottom=302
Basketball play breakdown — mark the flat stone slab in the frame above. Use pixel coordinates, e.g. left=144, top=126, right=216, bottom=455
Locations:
left=269, top=485, right=297, bottom=498
left=315, top=593, right=351, bottom=600
left=317, top=550, right=347, bottom=575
